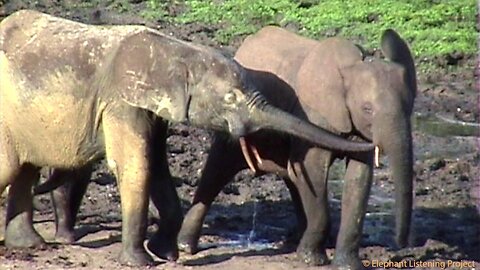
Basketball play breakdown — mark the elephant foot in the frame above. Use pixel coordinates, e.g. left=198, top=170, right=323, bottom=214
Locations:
left=177, top=208, right=203, bottom=255
left=55, top=228, right=76, bottom=244
left=5, top=224, right=45, bottom=248
left=146, top=231, right=179, bottom=261
left=177, top=232, right=199, bottom=254
left=296, top=246, right=329, bottom=266
left=332, top=252, right=364, bottom=270
left=118, top=247, right=153, bottom=266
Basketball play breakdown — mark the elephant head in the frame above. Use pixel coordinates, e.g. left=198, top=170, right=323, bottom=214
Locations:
left=109, top=29, right=374, bottom=153
left=345, top=30, right=416, bottom=247
left=297, top=29, right=416, bottom=247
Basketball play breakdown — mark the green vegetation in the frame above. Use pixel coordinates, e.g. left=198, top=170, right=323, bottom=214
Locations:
left=143, top=0, right=477, bottom=61
left=141, top=0, right=169, bottom=20
left=110, top=0, right=133, bottom=13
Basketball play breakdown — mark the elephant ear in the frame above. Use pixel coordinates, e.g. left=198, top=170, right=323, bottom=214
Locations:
left=296, top=37, right=364, bottom=133
left=109, top=30, right=191, bottom=123
left=381, top=29, right=417, bottom=99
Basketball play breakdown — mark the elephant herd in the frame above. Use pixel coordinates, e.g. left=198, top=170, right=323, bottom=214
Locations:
left=0, top=10, right=416, bottom=269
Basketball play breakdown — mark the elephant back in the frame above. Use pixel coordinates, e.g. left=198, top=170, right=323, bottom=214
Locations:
left=235, top=26, right=317, bottom=87
left=296, top=37, right=363, bottom=132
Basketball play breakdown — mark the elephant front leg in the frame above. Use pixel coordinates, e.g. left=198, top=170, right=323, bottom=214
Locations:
left=6, top=164, right=45, bottom=248
left=178, top=134, right=246, bottom=254
left=288, top=144, right=332, bottom=266
left=115, top=169, right=150, bottom=266
left=103, top=114, right=153, bottom=266
left=333, top=154, right=373, bottom=270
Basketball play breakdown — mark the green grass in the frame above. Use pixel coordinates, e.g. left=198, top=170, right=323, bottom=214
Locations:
left=141, top=0, right=169, bottom=21
left=143, top=0, right=477, bottom=61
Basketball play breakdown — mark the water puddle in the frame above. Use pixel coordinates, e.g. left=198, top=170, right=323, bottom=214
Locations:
left=200, top=237, right=276, bottom=251
left=329, top=179, right=394, bottom=211
left=369, top=184, right=394, bottom=208
left=201, top=199, right=278, bottom=251
left=414, top=113, right=479, bottom=137
left=329, top=176, right=396, bottom=246
left=199, top=238, right=275, bottom=251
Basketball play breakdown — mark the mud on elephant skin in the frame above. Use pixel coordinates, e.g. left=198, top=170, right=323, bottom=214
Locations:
left=0, top=10, right=372, bottom=266
left=177, top=26, right=417, bottom=269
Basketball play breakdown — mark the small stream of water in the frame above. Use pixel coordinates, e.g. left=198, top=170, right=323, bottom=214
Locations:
left=201, top=197, right=277, bottom=251
left=246, top=199, right=258, bottom=246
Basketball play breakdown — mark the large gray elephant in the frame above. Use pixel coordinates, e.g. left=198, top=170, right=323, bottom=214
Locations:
left=0, top=11, right=372, bottom=266
left=177, top=27, right=416, bottom=269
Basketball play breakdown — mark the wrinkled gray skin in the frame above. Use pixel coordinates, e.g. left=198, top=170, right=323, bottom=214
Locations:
left=0, top=11, right=373, bottom=266
left=176, top=27, right=417, bottom=269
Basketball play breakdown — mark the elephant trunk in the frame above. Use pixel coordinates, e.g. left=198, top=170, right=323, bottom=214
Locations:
left=376, top=114, right=413, bottom=248
left=248, top=95, right=374, bottom=152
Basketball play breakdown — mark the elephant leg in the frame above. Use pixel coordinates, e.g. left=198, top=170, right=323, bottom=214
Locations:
left=283, top=177, right=307, bottom=242
left=50, top=169, right=74, bottom=243
left=5, top=164, right=45, bottom=248
left=333, top=153, right=373, bottom=270
left=288, top=143, right=332, bottom=266
left=51, top=166, right=91, bottom=243
left=146, top=120, right=182, bottom=261
left=65, top=167, right=91, bottom=232
left=178, top=134, right=246, bottom=254
left=102, top=112, right=153, bottom=266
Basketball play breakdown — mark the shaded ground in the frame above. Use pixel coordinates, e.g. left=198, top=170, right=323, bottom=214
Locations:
left=0, top=1, right=479, bottom=269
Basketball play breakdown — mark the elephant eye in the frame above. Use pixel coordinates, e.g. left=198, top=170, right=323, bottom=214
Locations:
left=362, top=102, right=374, bottom=115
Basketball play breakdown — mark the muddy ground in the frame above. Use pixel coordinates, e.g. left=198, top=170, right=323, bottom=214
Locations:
left=0, top=1, right=479, bottom=269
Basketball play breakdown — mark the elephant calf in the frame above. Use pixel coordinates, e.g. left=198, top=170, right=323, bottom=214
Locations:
left=0, top=11, right=372, bottom=266
left=177, top=27, right=417, bottom=269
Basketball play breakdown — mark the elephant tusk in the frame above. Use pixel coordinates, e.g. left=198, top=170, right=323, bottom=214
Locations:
left=239, top=137, right=257, bottom=173
left=375, top=146, right=380, bottom=167
left=251, top=144, right=263, bottom=165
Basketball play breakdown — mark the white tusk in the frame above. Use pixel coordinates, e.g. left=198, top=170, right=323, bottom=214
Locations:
left=374, top=146, right=380, bottom=168
left=250, top=144, right=263, bottom=165
left=239, top=137, right=257, bottom=173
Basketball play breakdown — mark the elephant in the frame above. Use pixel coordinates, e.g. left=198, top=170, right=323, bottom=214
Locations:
left=176, top=26, right=417, bottom=269
left=0, top=11, right=373, bottom=266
